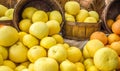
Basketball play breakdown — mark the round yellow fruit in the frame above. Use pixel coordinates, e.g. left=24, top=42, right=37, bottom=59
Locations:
left=67, top=47, right=82, bottom=62
left=0, top=54, right=3, bottom=65
left=0, top=46, right=8, bottom=59
left=75, top=62, right=85, bottom=71
left=18, top=32, right=27, bottom=42
left=34, top=57, right=59, bottom=71
left=32, top=10, right=48, bottom=23
left=0, top=4, right=8, bottom=17
left=46, top=20, right=61, bottom=35
left=84, top=58, right=94, bottom=69
left=5, top=8, right=14, bottom=20
left=20, top=61, right=30, bottom=68
left=87, top=66, right=99, bottom=71
left=28, top=63, right=34, bottom=71
left=15, top=65, right=27, bottom=71
left=0, top=26, right=19, bottom=46
left=85, top=39, right=104, bottom=57
left=88, top=11, right=99, bottom=21
left=60, top=60, right=77, bottom=71
left=52, top=34, right=64, bottom=44
left=22, top=7, right=37, bottom=19
left=40, top=37, right=56, bottom=49
left=84, top=17, right=97, bottom=23
left=0, top=66, right=13, bottom=71
left=65, top=1, right=80, bottom=15
left=23, top=34, right=39, bottom=48
left=76, top=9, right=89, bottom=22
left=29, top=22, right=48, bottom=39
left=3, top=60, right=16, bottom=69
left=83, top=45, right=91, bottom=59
left=9, top=42, right=28, bottom=63
left=0, top=16, right=11, bottom=20
left=49, top=10, right=62, bottom=24
left=27, top=46, right=47, bottom=62
left=19, top=19, right=32, bottom=32
left=94, top=48, right=119, bottom=71
left=65, top=13, right=75, bottom=22
left=48, top=45, right=67, bottom=63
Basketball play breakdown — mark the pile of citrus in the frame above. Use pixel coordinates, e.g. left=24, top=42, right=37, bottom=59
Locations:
left=0, top=1, right=119, bottom=71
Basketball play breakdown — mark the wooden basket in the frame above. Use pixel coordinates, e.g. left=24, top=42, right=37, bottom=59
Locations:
left=102, top=0, right=120, bottom=33
left=13, top=0, right=64, bottom=31
left=62, top=21, right=101, bottom=40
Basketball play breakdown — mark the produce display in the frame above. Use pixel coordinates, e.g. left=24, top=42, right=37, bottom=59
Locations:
left=0, top=0, right=120, bottom=71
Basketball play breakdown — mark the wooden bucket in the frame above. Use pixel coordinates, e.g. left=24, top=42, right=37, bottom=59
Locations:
left=13, top=0, right=64, bottom=31
left=102, top=0, right=120, bottom=33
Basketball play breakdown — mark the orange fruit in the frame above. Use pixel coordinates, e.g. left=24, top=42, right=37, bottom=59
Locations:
left=112, top=20, right=120, bottom=35
left=106, top=19, right=114, bottom=29
left=108, top=33, right=120, bottom=44
left=90, top=31, right=107, bottom=45
left=110, top=41, right=120, bottom=55
left=116, top=14, right=120, bottom=21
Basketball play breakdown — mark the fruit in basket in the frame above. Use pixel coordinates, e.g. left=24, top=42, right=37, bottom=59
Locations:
left=29, top=22, right=48, bottom=39
left=32, top=10, right=48, bottom=23
left=22, top=7, right=37, bottom=19
left=40, top=37, right=56, bottom=49
left=76, top=9, right=89, bottom=22
left=0, top=4, right=8, bottom=17
left=23, top=34, right=39, bottom=48
left=19, top=19, right=32, bottom=33
left=9, top=42, right=28, bottom=63
left=107, top=19, right=114, bottom=29
left=65, top=13, right=75, bottom=22
left=112, top=20, right=120, bottom=35
left=27, top=46, right=46, bottom=62
left=0, top=66, right=13, bottom=71
left=0, top=16, right=11, bottom=20
left=84, top=17, right=97, bottom=23
left=90, top=31, right=108, bottom=45
left=0, top=26, right=19, bottom=46
left=110, top=42, right=120, bottom=55
left=65, top=1, right=80, bottom=15
left=48, top=45, right=67, bottom=63
left=83, top=39, right=104, bottom=57
left=108, top=33, right=120, bottom=44
left=46, top=20, right=60, bottom=35
left=94, top=48, right=119, bottom=71
left=67, top=47, right=82, bottom=62
left=5, top=8, right=14, bottom=20
left=49, top=10, right=62, bottom=24
left=60, top=60, right=77, bottom=71
left=88, top=11, right=99, bottom=21
left=0, top=46, right=8, bottom=60
left=34, top=57, right=59, bottom=71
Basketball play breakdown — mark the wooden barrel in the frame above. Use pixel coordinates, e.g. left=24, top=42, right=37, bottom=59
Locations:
left=13, top=0, right=64, bottom=31
left=102, top=0, right=120, bottom=33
